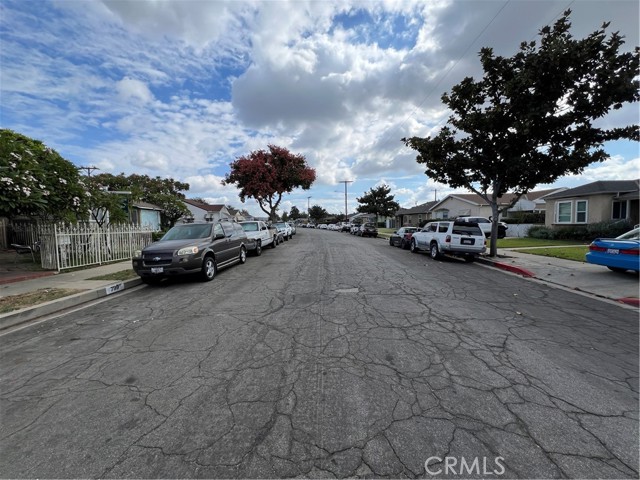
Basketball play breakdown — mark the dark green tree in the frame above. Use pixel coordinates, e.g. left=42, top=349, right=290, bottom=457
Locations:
left=403, top=11, right=639, bottom=256
left=356, top=184, right=400, bottom=224
left=0, top=129, right=90, bottom=221
left=308, top=205, right=328, bottom=224
left=281, top=211, right=290, bottom=222
left=89, top=173, right=190, bottom=228
left=289, top=206, right=301, bottom=220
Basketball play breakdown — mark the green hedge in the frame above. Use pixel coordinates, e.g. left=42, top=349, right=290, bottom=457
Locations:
left=528, top=220, right=633, bottom=241
left=503, top=212, right=545, bottom=224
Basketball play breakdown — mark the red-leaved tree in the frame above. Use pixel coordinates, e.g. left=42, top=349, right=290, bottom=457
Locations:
left=223, top=145, right=316, bottom=220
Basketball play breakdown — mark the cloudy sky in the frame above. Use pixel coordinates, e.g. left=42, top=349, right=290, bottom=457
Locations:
left=1, top=0, right=638, bottom=218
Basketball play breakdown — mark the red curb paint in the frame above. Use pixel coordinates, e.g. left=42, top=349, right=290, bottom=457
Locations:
left=617, top=298, right=640, bottom=307
left=492, top=262, right=536, bottom=278
left=0, top=271, right=55, bottom=285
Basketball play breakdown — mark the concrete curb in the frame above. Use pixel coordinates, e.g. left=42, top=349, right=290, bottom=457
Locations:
left=475, top=256, right=536, bottom=277
left=0, top=277, right=143, bottom=331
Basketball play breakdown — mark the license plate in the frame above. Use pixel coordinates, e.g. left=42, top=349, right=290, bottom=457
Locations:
left=461, top=238, right=474, bottom=245
left=151, top=267, right=164, bottom=274
left=606, top=249, right=619, bottom=254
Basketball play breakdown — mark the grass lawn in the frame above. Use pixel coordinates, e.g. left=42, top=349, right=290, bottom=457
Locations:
left=87, top=269, right=138, bottom=281
left=493, top=238, right=588, bottom=248
left=513, top=246, right=589, bottom=262
left=0, top=288, right=85, bottom=314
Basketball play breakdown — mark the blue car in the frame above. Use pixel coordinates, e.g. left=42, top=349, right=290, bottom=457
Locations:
left=586, top=227, right=640, bottom=273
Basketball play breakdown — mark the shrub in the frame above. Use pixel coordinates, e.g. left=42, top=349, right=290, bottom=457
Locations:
left=503, top=212, right=545, bottom=224
left=527, top=226, right=556, bottom=239
left=527, top=220, right=633, bottom=241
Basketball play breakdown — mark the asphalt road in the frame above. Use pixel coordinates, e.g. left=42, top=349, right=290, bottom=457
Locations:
left=1, top=229, right=638, bottom=479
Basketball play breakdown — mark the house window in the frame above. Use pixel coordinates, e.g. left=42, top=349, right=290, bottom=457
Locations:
left=556, top=201, right=572, bottom=223
left=613, top=201, right=627, bottom=219
left=575, top=200, right=587, bottom=223
left=418, top=215, right=422, bottom=225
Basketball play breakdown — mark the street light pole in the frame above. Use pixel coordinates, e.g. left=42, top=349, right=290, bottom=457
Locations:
left=307, top=196, right=311, bottom=223
left=338, top=180, right=353, bottom=223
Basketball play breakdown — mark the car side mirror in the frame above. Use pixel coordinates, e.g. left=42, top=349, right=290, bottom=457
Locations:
left=215, top=233, right=224, bottom=239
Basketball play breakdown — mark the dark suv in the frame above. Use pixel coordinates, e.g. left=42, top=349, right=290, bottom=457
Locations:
left=357, top=222, right=378, bottom=238
left=132, top=221, right=248, bottom=284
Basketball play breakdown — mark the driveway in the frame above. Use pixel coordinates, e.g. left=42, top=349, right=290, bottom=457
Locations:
left=1, top=229, right=637, bottom=478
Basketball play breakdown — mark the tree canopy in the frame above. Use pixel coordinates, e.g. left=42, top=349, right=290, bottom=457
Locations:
left=223, top=145, right=316, bottom=221
left=289, top=206, right=302, bottom=220
left=356, top=184, right=400, bottom=222
left=402, top=11, right=639, bottom=256
left=0, top=129, right=89, bottom=221
left=308, top=205, right=328, bottom=224
left=88, top=173, right=190, bottom=228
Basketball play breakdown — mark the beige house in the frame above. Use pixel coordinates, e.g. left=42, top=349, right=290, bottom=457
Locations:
left=428, top=193, right=519, bottom=220
left=395, top=201, right=437, bottom=227
left=544, top=180, right=639, bottom=227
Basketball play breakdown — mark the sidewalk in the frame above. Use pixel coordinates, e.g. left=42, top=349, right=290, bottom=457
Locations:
left=476, top=249, right=639, bottom=307
left=0, top=261, right=141, bottom=330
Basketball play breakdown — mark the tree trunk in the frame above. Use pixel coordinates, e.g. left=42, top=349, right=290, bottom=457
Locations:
left=489, top=199, right=500, bottom=257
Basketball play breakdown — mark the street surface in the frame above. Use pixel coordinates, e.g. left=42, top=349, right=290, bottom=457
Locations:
left=1, top=229, right=638, bottom=478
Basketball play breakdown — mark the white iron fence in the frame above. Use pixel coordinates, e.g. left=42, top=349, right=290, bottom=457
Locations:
left=8, top=222, right=154, bottom=271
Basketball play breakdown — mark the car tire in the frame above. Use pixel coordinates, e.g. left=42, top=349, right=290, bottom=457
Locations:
left=410, top=240, right=419, bottom=253
left=430, top=242, right=441, bottom=260
left=399, top=239, right=405, bottom=249
left=607, top=266, right=626, bottom=273
left=254, top=241, right=262, bottom=256
left=272, top=236, right=278, bottom=248
left=464, top=255, right=476, bottom=263
left=142, top=277, right=163, bottom=285
left=389, top=238, right=394, bottom=246
left=239, top=246, right=247, bottom=264
left=201, top=255, right=216, bottom=282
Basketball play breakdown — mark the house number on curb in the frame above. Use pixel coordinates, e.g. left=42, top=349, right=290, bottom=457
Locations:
left=105, top=282, right=125, bottom=295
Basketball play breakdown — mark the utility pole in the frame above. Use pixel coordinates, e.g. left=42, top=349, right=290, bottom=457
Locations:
left=339, top=180, right=353, bottom=223
left=307, top=196, right=311, bottom=223
left=78, top=166, right=100, bottom=177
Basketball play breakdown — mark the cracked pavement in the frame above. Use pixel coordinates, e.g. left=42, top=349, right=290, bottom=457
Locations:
left=1, top=229, right=638, bottom=478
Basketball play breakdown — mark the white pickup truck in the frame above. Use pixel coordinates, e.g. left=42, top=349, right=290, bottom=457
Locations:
left=410, top=220, right=486, bottom=262
left=239, top=221, right=276, bottom=256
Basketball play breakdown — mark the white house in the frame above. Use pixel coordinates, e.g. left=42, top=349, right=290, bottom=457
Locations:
left=183, top=199, right=232, bottom=222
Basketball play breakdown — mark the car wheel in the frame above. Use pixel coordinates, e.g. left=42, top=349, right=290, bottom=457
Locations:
left=464, top=255, right=476, bottom=263
left=254, top=241, right=262, bottom=256
left=410, top=240, right=419, bottom=253
left=142, top=277, right=163, bottom=285
left=430, top=242, right=441, bottom=260
left=201, top=255, right=216, bottom=281
left=289, top=233, right=293, bottom=240
left=399, top=239, right=405, bottom=249
left=239, top=246, right=247, bottom=264
left=607, top=266, right=626, bottom=273
left=272, top=236, right=278, bottom=248
left=389, top=238, right=394, bottom=246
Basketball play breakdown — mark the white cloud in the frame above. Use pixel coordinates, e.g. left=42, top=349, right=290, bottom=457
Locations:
left=116, top=77, right=154, bottom=103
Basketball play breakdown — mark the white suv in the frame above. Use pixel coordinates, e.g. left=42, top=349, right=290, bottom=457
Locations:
left=410, top=220, right=486, bottom=262
left=456, top=216, right=507, bottom=239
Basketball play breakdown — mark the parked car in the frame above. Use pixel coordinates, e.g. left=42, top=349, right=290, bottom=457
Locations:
left=273, top=222, right=292, bottom=240
left=239, top=220, right=274, bottom=255
left=410, top=220, right=486, bottom=262
left=132, top=221, right=247, bottom=284
left=318, top=224, right=327, bottom=230
left=357, top=222, right=378, bottom=238
left=350, top=224, right=361, bottom=235
left=456, top=216, right=507, bottom=239
left=341, top=222, right=351, bottom=232
left=289, top=223, right=296, bottom=236
left=585, top=227, right=640, bottom=273
left=389, top=226, right=419, bottom=249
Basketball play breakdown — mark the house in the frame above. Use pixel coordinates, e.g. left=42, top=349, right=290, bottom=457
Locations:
left=428, top=193, right=518, bottom=220
left=183, top=199, right=231, bottom=223
left=544, top=180, right=639, bottom=227
left=395, top=201, right=438, bottom=227
left=505, top=188, right=567, bottom=216
left=130, top=201, right=162, bottom=231
left=227, top=206, right=249, bottom=222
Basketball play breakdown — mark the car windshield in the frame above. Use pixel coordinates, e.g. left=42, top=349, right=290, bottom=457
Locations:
left=241, top=223, right=258, bottom=232
left=161, top=224, right=212, bottom=240
left=452, top=225, right=483, bottom=236
left=405, top=227, right=417, bottom=233
left=616, top=228, right=640, bottom=240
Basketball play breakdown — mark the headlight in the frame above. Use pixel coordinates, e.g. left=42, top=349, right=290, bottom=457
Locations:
left=133, top=250, right=142, bottom=258
left=177, top=246, right=199, bottom=256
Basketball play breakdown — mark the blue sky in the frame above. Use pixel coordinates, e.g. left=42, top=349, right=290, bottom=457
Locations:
left=1, top=0, right=638, bottom=218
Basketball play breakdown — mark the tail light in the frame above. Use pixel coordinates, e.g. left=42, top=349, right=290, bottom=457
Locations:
left=445, top=235, right=451, bottom=243
left=620, top=248, right=639, bottom=255
left=589, top=243, right=606, bottom=252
